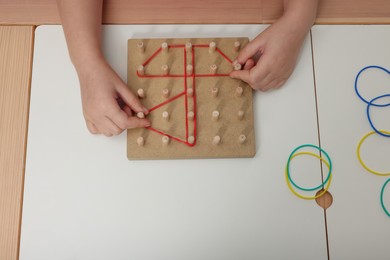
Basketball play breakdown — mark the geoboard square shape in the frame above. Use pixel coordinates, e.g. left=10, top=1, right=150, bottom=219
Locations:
left=127, top=37, right=256, bottom=159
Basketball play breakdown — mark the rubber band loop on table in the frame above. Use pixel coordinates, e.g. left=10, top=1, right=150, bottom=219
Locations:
left=366, top=94, right=390, bottom=137
left=287, top=144, right=332, bottom=191
left=285, top=152, right=332, bottom=200
left=380, top=178, right=390, bottom=217
left=354, top=65, right=390, bottom=106
left=357, top=130, right=390, bottom=176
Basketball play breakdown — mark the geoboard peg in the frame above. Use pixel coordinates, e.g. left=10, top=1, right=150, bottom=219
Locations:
left=137, top=65, right=145, bottom=76
left=137, top=41, right=145, bottom=53
left=161, top=64, right=169, bottom=75
left=211, top=87, right=219, bottom=97
left=188, top=136, right=195, bottom=144
left=233, top=63, right=242, bottom=71
left=209, top=41, right=216, bottom=53
left=237, top=110, right=244, bottom=120
left=210, top=64, right=218, bottom=75
left=137, top=112, right=145, bottom=119
left=212, top=110, right=220, bottom=121
left=162, top=136, right=170, bottom=146
left=185, top=42, right=192, bottom=52
left=187, top=88, right=194, bottom=97
left=162, top=111, right=170, bottom=121
left=238, top=134, right=246, bottom=144
left=162, top=88, right=170, bottom=98
left=161, top=42, right=169, bottom=53
left=235, top=86, right=243, bottom=97
left=137, top=88, right=145, bottom=99
left=233, top=41, right=241, bottom=53
left=137, top=136, right=145, bottom=147
left=188, top=111, right=194, bottom=121
left=186, top=64, right=193, bottom=75
left=212, top=135, right=221, bottom=145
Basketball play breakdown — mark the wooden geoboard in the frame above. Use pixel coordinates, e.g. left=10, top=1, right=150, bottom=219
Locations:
left=127, top=37, right=256, bottom=159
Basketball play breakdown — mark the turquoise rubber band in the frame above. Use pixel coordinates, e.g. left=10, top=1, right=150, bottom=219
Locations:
left=380, top=178, right=390, bottom=218
left=287, top=144, right=332, bottom=192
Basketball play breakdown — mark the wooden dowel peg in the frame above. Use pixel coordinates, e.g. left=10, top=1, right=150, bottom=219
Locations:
left=212, top=135, right=221, bottom=145
left=162, top=111, right=170, bottom=121
left=137, top=88, right=145, bottom=99
left=210, top=64, right=217, bottom=75
left=185, top=42, right=192, bottom=52
left=235, top=86, right=243, bottom=97
left=233, top=63, right=242, bottom=71
left=238, top=110, right=244, bottom=120
left=233, top=41, right=241, bottom=53
left=161, top=64, right=169, bottom=75
left=162, top=136, right=170, bottom=146
left=162, top=42, right=168, bottom=53
left=137, top=137, right=145, bottom=147
left=212, top=110, right=220, bottom=121
left=188, top=136, right=195, bottom=144
left=238, top=134, right=246, bottom=144
left=187, top=111, right=194, bottom=121
left=187, top=88, right=193, bottom=97
left=137, top=65, right=144, bottom=76
left=211, top=87, right=219, bottom=97
left=137, top=112, right=145, bottom=119
left=162, top=88, right=170, bottom=98
left=137, top=41, right=145, bottom=53
left=209, top=41, right=216, bottom=53
left=186, top=64, right=193, bottom=75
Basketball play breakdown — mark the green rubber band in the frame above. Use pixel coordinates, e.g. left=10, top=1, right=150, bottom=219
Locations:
left=287, top=144, right=332, bottom=191
left=380, top=178, right=390, bottom=218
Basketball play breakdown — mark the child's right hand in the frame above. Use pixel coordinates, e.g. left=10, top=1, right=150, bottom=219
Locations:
left=77, top=60, right=150, bottom=136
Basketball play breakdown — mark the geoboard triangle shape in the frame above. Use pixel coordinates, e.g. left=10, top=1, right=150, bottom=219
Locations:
left=146, top=89, right=193, bottom=145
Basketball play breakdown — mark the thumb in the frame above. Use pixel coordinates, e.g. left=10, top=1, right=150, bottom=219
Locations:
left=230, top=69, right=252, bottom=84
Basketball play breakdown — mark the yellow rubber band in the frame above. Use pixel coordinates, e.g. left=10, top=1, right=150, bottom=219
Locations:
left=285, top=152, right=332, bottom=200
left=357, top=130, right=390, bottom=176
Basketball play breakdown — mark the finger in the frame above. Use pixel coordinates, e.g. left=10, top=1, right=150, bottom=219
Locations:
left=123, top=105, right=132, bottom=116
left=116, top=84, right=148, bottom=115
left=125, top=116, right=152, bottom=129
left=230, top=69, right=252, bottom=84
left=110, top=107, right=151, bottom=130
left=233, top=40, right=262, bottom=65
left=86, top=120, right=99, bottom=134
left=243, top=59, right=255, bottom=70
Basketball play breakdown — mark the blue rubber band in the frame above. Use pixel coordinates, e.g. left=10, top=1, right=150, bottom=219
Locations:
left=380, top=178, right=390, bottom=218
left=366, top=94, right=390, bottom=137
left=286, top=144, right=332, bottom=192
left=355, top=65, right=390, bottom=106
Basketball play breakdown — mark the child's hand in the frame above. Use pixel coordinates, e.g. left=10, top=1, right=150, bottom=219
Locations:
left=78, top=60, right=150, bottom=136
left=230, top=0, right=318, bottom=92
left=230, top=17, right=307, bottom=91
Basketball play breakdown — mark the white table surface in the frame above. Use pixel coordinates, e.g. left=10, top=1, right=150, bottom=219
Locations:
left=312, top=25, right=390, bottom=260
left=20, top=25, right=326, bottom=260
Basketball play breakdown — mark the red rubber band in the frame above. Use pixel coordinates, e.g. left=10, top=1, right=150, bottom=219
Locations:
left=136, top=42, right=236, bottom=147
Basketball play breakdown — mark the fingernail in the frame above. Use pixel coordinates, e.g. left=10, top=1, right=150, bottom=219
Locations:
left=143, top=107, right=149, bottom=114
left=232, top=60, right=238, bottom=65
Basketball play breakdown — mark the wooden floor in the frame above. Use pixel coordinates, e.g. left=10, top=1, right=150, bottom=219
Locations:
left=1, top=0, right=390, bottom=259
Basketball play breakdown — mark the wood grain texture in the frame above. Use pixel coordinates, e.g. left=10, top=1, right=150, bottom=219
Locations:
left=1, top=0, right=390, bottom=25
left=0, top=26, right=34, bottom=260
